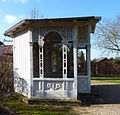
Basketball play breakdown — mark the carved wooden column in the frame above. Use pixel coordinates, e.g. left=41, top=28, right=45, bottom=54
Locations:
left=87, top=25, right=91, bottom=92
left=38, top=35, right=44, bottom=78
left=28, top=28, right=33, bottom=98
left=72, top=25, right=78, bottom=99
left=62, top=40, right=68, bottom=78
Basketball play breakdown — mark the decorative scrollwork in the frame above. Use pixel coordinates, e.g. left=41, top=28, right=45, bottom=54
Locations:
left=46, top=82, right=62, bottom=90
left=55, top=83, right=61, bottom=90
left=78, top=25, right=88, bottom=45
left=33, top=26, right=73, bottom=42
left=38, top=35, right=44, bottom=47
left=47, top=83, right=52, bottom=89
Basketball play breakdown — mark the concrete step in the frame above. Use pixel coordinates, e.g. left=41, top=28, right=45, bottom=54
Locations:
left=28, top=99, right=81, bottom=106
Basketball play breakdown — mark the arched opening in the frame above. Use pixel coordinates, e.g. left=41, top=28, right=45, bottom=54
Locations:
left=44, top=31, right=62, bottom=78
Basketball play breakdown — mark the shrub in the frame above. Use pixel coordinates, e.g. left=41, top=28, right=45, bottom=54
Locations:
left=0, top=55, right=13, bottom=97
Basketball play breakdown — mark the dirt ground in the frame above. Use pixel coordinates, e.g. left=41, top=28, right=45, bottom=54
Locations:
left=0, top=106, right=12, bottom=115
left=75, top=81, right=120, bottom=115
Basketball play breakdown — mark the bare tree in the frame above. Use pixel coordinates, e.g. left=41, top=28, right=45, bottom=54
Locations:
left=94, top=16, right=120, bottom=54
left=0, top=55, right=13, bottom=97
left=28, top=8, right=39, bottom=19
left=27, top=8, right=45, bottom=19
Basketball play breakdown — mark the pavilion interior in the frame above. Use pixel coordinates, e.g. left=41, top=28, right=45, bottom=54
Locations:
left=33, top=31, right=74, bottom=78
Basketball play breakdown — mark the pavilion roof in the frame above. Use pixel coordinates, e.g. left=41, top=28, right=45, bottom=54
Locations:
left=4, top=16, right=101, bottom=38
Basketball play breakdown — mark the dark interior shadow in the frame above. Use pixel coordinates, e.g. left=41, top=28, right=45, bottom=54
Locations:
left=78, top=84, right=120, bottom=106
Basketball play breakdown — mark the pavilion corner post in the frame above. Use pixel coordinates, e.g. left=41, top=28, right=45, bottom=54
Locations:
left=73, top=25, right=78, bottom=99
left=87, top=25, right=91, bottom=92
left=28, top=28, right=33, bottom=98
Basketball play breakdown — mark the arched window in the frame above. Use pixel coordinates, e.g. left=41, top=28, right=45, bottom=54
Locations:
left=44, top=31, right=62, bottom=78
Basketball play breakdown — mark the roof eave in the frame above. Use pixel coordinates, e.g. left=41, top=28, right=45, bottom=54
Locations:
left=4, top=16, right=101, bottom=37
left=4, top=20, right=31, bottom=37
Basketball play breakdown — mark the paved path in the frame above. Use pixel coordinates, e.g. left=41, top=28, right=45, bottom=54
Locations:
left=75, top=81, right=120, bottom=115
left=91, top=81, right=120, bottom=104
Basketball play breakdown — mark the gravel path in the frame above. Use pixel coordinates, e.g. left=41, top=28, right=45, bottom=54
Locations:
left=74, top=104, right=120, bottom=115
left=75, top=81, right=120, bottom=115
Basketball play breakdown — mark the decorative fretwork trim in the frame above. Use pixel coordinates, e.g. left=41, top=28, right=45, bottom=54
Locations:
left=62, top=41, right=68, bottom=78
left=38, top=35, right=44, bottom=78
left=33, top=26, right=73, bottom=42
left=78, top=24, right=89, bottom=44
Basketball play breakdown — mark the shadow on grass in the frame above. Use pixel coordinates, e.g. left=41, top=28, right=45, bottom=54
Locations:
left=2, top=84, right=120, bottom=114
left=78, top=84, right=120, bottom=106
left=0, top=105, right=13, bottom=115
left=1, top=93, right=81, bottom=115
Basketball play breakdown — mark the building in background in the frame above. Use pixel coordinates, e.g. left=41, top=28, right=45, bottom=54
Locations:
left=92, top=58, right=120, bottom=77
left=2, top=45, right=13, bottom=56
left=0, top=41, right=4, bottom=54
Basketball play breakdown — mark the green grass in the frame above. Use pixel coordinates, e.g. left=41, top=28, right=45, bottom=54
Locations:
left=91, top=77, right=120, bottom=84
left=1, top=93, right=80, bottom=115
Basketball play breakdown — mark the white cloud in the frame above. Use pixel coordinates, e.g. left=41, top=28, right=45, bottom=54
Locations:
left=5, top=15, right=17, bottom=24
left=1, top=0, right=6, bottom=2
left=1, top=0, right=28, bottom=3
left=18, top=15, right=24, bottom=19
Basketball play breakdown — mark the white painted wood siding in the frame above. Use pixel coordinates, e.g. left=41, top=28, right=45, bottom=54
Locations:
left=13, top=30, right=31, bottom=97
left=77, top=24, right=91, bottom=93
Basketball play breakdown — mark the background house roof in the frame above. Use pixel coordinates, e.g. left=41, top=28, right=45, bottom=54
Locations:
left=2, top=45, right=13, bottom=56
left=95, top=57, right=112, bottom=63
left=4, top=16, right=101, bottom=38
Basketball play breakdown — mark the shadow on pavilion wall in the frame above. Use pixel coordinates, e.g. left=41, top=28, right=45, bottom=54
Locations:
left=14, top=71, right=29, bottom=97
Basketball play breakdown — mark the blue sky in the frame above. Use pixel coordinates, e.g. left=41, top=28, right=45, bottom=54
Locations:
left=0, top=0, right=120, bottom=59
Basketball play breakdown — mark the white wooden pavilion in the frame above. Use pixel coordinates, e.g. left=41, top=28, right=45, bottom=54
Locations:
left=4, top=17, right=101, bottom=99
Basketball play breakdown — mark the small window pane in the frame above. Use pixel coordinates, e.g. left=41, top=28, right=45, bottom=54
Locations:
left=41, top=69, right=42, bottom=74
left=64, top=54, right=66, bottom=59
left=64, top=69, right=66, bottom=74
left=41, top=63, right=42, bottom=67
left=40, top=48, right=42, bottom=52
left=40, top=54, right=42, bottom=59
left=64, top=48, right=66, bottom=52
left=64, top=62, right=66, bottom=67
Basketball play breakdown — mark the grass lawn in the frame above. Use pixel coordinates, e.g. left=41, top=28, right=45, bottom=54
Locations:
left=0, top=93, right=81, bottom=115
left=91, top=77, right=120, bottom=84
